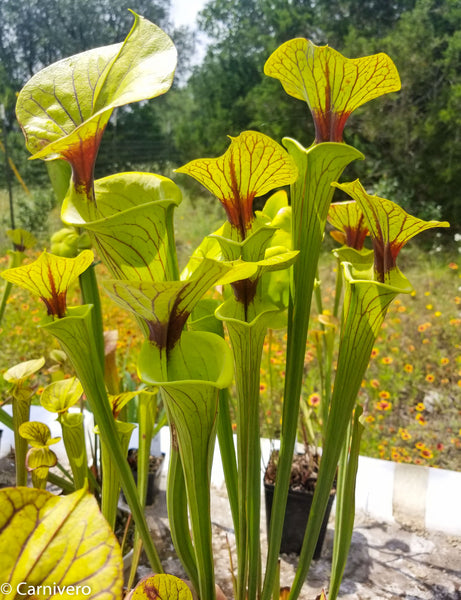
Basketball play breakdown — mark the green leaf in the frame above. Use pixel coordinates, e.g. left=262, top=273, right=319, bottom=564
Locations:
left=190, top=299, right=224, bottom=336
left=283, top=139, right=363, bottom=347
left=257, top=248, right=299, bottom=271
left=42, top=305, right=163, bottom=573
left=99, top=420, right=136, bottom=529
left=328, top=200, right=369, bottom=250
left=140, top=330, right=233, bottom=388
left=288, top=261, right=412, bottom=598
left=333, top=245, right=374, bottom=267
left=261, top=140, right=363, bottom=600
left=256, top=189, right=289, bottom=221
left=3, top=359, right=45, bottom=487
left=46, top=159, right=72, bottom=205
left=93, top=172, right=182, bottom=220
left=63, top=172, right=182, bottom=283
left=6, top=229, right=36, bottom=252
left=216, top=294, right=279, bottom=328
left=265, top=39, right=401, bottom=142
left=16, top=13, right=176, bottom=206
left=26, top=447, right=58, bottom=481
left=19, top=421, right=60, bottom=448
left=333, top=179, right=450, bottom=281
left=103, top=258, right=234, bottom=350
left=26, top=446, right=57, bottom=467
left=0, top=250, right=94, bottom=318
left=3, top=357, right=45, bottom=384
left=256, top=193, right=294, bottom=314
left=130, top=574, right=193, bottom=600
left=181, top=227, right=226, bottom=280
left=40, top=377, right=83, bottom=413
left=213, top=231, right=298, bottom=273
left=215, top=301, right=272, bottom=599
left=20, top=422, right=59, bottom=488
left=176, top=131, right=298, bottom=238
left=139, top=331, right=233, bottom=600
left=0, top=486, right=123, bottom=599
left=212, top=225, right=276, bottom=262
left=108, top=391, right=141, bottom=419
left=259, top=204, right=292, bottom=251
left=210, top=225, right=298, bottom=314
left=59, top=411, right=88, bottom=490
left=329, top=406, right=364, bottom=600
left=50, top=228, right=80, bottom=258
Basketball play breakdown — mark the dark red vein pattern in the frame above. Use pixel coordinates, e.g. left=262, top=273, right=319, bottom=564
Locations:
left=176, top=131, right=298, bottom=238
left=0, top=487, right=123, bottom=600
left=265, top=38, right=401, bottom=142
left=328, top=200, right=369, bottom=250
left=334, top=180, right=449, bottom=280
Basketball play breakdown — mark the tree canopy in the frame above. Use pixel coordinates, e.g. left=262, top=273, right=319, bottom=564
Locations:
left=0, top=0, right=192, bottom=185
left=0, top=0, right=459, bottom=234
left=0, top=0, right=168, bottom=88
left=167, top=0, right=459, bottom=231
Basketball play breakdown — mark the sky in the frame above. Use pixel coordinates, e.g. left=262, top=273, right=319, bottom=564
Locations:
left=170, top=0, right=207, bottom=27
left=170, top=0, right=210, bottom=70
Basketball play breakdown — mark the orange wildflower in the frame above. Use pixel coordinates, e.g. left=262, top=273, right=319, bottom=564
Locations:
left=420, top=448, right=433, bottom=459
left=307, top=393, right=321, bottom=407
left=376, top=400, right=392, bottom=411
left=415, top=414, right=427, bottom=426
left=399, top=428, right=411, bottom=441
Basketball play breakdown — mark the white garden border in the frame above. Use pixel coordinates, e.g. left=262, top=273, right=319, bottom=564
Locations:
left=2, top=415, right=460, bottom=536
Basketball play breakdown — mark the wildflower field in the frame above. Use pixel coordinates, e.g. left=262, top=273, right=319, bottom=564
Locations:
left=259, top=246, right=461, bottom=472
left=1, top=192, right=460, bottom=473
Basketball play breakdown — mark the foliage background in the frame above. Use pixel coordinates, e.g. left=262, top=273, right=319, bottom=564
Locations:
left=0, top=0, right=460, bottom=471
left=0, top=0, right=460, bottom=232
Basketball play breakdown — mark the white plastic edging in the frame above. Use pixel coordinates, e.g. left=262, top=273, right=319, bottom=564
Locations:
left=355, top=456, right=396, bottom=523
left=425, top=466, right=461, bottom=536
left=2, top=419, right=461, bottom=536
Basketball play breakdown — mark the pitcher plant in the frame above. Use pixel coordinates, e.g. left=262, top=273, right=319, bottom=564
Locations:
left=0, top=13, right=449, bottom=600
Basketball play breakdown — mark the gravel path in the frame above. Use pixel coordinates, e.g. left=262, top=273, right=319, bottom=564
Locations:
left=145, top=484, right=461, bottom=600
left=2, top=453, right=460, bottom=599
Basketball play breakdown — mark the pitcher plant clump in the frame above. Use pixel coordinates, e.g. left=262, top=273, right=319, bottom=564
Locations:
left=0, top=12, right=450, bottom=600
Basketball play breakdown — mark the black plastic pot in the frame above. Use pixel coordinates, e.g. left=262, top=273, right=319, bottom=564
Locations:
left=264, top=482, right=335, bottom=558
left=130, top=468, right=159, bottom=505
left=122, top=451, right=165, bottom=506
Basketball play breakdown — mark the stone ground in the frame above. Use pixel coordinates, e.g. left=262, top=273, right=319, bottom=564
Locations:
left=143, top=484, right=461, bottom=600
left=1, top=454, right=460, bottom=600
